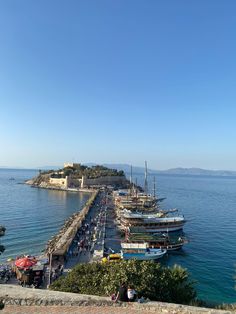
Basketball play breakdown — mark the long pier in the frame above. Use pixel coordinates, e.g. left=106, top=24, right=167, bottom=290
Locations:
left=45, top=190, right=99, bottom=262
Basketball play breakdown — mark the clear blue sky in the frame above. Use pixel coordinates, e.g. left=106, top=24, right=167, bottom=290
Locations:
left=1, top=0, right=236, bottom=170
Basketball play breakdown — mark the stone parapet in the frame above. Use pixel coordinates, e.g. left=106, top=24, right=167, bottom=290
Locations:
left=0, top=285, right=233, bottom=313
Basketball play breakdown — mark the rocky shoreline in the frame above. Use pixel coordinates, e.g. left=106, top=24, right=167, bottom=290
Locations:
left=25, top=178, right=93, bottom=193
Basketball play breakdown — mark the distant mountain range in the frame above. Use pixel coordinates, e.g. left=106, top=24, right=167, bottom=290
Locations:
left=155, top=167, right=236, bottom=176
left=94, top=164, right=236, bottom=177
left=1, top=164, right=236, bottom=177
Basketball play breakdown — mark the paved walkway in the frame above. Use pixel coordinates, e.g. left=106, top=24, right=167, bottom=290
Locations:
left=63, top=192, right=107, bottom=270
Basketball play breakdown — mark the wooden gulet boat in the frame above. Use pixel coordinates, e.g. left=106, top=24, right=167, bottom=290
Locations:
left=124, top=232, right=188, bottom=251
left=120, top=209, right=186, bottom=233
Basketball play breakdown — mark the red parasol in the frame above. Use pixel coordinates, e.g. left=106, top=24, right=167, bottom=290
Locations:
left=15, top=257, right=37, bottom=269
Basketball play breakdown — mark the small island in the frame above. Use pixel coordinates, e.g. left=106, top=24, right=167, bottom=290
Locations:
left=26, top=163, right=129, bottom=190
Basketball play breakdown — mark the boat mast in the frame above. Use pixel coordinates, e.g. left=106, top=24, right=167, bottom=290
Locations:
left=144, top=161, right=148, bottom=195
left=153, top=176, right=156, bottom=198
left=130, top=165, right=133, bottom=196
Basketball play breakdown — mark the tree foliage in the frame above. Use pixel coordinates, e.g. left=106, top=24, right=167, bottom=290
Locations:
left=57, top=164, right=125, bottom=179
left=50, top=260, right=196, bottom=305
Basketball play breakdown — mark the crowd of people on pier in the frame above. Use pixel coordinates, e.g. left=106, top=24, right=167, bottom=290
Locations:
left=69, top=219, right=97, bottom=258
left=63, top=194, right=107, bottom=265
left=51, top=264, right=64, bottom=282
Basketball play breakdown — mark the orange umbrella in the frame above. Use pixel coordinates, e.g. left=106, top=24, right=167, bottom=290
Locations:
left=15, top=257, right=37, bottom=269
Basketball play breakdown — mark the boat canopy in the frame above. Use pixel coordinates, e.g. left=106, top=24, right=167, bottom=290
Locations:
left=122, top=210, right=185, bottom=222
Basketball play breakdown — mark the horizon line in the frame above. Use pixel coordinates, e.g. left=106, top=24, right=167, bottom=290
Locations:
left=1, top=164, right=236, bottom=173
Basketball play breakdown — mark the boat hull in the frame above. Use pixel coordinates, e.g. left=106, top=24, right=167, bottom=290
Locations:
left=121, top=249, right=166, bottom=261
left=126, top=224, right=185, bottom=233
left=144, top=224, right=184, bottom=232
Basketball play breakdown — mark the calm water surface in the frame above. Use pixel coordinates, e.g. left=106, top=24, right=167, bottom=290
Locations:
left=136, top=173, right=236, bottom=304
left=0, top=169, right=236, bottom=304
left=0, top=169, right=90, bottom=261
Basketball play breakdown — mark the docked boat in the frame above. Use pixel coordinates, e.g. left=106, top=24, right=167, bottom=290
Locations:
left=121, top=242, right=167, bottom=260
left=115, top=195, right=158, bottom=211
left=120, top=209, right=186, bottom=232
left=124, top=232, right=188, bottom=251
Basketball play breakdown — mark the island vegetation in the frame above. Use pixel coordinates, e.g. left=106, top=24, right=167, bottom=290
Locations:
left=50, top=260, right=197, bottom=305
left=64, top=164, right=124, bottom=179
left=41, top=164, right=125, bottom=179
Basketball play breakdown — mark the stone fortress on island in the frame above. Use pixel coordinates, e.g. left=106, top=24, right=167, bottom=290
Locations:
left=26, top=162, right=128, bottom=190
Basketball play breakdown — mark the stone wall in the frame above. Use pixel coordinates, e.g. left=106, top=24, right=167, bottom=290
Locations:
left=81, top=175, right=127, bottom=188
left=49, top=176, right=70, bottom=189
left=0, top=285, right=233, bottom=313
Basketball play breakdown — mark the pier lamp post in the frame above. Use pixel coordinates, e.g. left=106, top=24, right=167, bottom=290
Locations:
left=48, top=250, right=53, bottom=287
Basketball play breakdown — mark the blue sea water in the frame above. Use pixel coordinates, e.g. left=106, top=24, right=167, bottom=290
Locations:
left=0, top=169, right=236, bottom=304
left=137, top=173, right=236, bottom=305
left=0, top=168, right=90, bottom=262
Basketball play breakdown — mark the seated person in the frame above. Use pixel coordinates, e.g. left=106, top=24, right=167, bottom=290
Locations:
left=127, top=285, right=137, bottom=302
left=114, top=282, right=128, bottom=302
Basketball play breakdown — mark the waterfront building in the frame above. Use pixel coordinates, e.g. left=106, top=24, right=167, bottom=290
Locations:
left=64, top=162, right=81, bottom=168
left=49, top=176, right=70, bottom=189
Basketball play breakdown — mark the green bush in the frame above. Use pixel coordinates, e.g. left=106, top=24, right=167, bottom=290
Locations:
left=50, top=260, right=196, bottom=304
